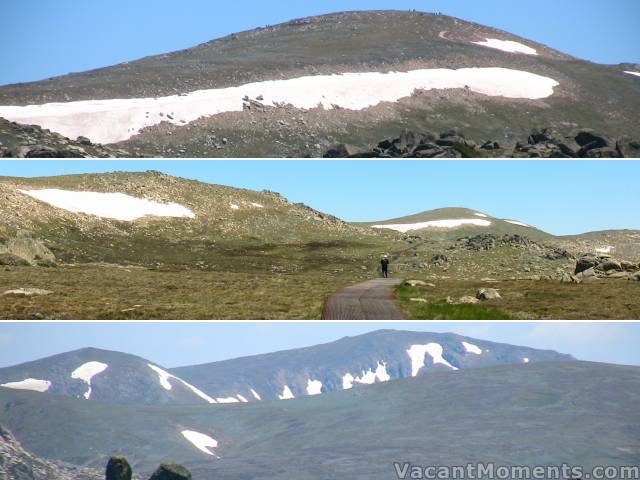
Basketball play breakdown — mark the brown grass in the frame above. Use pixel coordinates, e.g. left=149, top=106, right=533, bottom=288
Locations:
left=0, top=266, right=363, bottom=320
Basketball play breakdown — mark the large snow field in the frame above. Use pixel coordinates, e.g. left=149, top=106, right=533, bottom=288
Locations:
left=472, top=38, right=538, bottom=55
left=372, top=218, right=492, bottom=233
left=0, top=68, right=558, bottom=144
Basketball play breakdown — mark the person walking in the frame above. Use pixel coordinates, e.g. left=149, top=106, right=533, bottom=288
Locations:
left=381, top=255, right=390, bottom=278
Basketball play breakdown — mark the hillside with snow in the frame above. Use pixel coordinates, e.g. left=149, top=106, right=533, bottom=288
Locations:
left=0, top=10, right=638, bottom=157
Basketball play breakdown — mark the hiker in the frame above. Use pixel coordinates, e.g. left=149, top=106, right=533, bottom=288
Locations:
left=381, top=255, right=390, bottom=278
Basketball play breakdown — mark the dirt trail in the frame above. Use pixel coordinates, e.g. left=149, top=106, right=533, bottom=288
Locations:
left=321, top=278, right=406, bottom=320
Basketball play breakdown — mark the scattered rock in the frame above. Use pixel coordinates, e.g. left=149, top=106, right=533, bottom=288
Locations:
left=323, top=128, right=637, bottom=158
left=106, top=456, right=132, bottom=480
left=476, top=288, right=502, bottom=301
left=148, top=464, right=192, bottom=480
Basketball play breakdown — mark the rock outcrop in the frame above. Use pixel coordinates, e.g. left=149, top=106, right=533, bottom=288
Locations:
left=0, top=231, right=56, bottom=266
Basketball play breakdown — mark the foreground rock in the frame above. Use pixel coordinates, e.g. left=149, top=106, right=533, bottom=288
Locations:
left=105, top=457, right=132, bottom=480
left=0, top=424, right=101, bottom=480
left=323, top=128, right=640, bottom=158
left=0, top=117, right=132, bottom=158
left=148, top=464, right=192, bottom=480
left=476, top=288, right=502, bottom=301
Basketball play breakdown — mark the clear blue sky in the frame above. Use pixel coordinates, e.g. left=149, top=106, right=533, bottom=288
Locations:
left=1, top=160, right=638, bottom=236
left=2, top=0, right=639, bottom=86
left=0, top=322, right=638, bottom=368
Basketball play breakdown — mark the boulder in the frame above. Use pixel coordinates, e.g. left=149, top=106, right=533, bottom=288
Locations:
left=621, top=261, right=638, bottom=271
left=106, top=456, right=132, bottom=480
left=575, top=267, right=596, bottom=281
left=148, top=464, right=192, bottom=480
left=0, top=253, right=30, bottom=266
left=457, top=296, right=480, bottom=304
left=0, top=232, right=56, bottom=265
left=575, top=256, right=598, bottom=274
left=630, top=271, right=640, bottom=281
left=76, top=136, right=92, bottom=145
left=476, top=288, right=502, bottom=301
left=323, top=143, right=363, bottom=158
left=597, top=260, right=622, bottom=272
left=3, top=288, right=53, bottom=297
left=574, top=130, right=610, bottom=148
left=405, top=280, right=428, bottom=287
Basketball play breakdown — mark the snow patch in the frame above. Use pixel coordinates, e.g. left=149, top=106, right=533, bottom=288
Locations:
left=250, top=202, right=264, bottom=208
left=181, top=430, right=218, bottom=456
left=342, top=373, right=355, bottom=390
left=595, top=246, right=614, bottom=254
left=372, top=218, right=491, bottom=233
left=624, top=71, right=640, bottom=78
left=236, top=394, right=248, bottom=403
left=1, top=378, right=51, bottom=392
left=216, top=397, right=240, bottom=404
left=462, top=341, right=483, bottom=355
left=147, top=364, right=216, bottom=403
left=278, top=385, right=295, bottom=400
left=250, top=388, right=261, bottom=400
left=71, top=361, right=108, bottom=399
left=230, top=204, right=240, bottom=210
left=474, top=213, right=488, bottom=218
left=504, top=220, right=531, bottom=227
left=0, top=68, right=558, bottom=144
left=343, top=361, right=392, bottom=388
left=306, top=379, right=323, bottom=396
left=18, top=189, right=194, bottom=222
left=472, top=38, right=538, bottom=55
left=523, top=357, right=530, bottom=363
left=407, top=344, right=458, bottom=377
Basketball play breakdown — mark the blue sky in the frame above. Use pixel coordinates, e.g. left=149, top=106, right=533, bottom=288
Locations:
left=0, top=322, right=638, bottom=368
left=2, top=0, right=639, bottom=86
left=1, top=160, right=638, bottom=235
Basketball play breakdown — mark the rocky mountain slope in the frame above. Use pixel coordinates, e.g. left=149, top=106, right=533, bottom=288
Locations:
left=0, top=330, right=571, bottom=405
left=1, top=361, right=638, bottom=479
left=1, top=10, right=638, bottom=157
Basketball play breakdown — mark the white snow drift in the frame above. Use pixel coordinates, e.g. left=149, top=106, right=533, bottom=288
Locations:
left=181, top=430, right=218, bottom=456
left=147, top=364, right=216, bottom=403
left=472, top=38, right=538, bottom=56
left=595, top=246, right=614, bottom=254
left=474, top=213, right=488, bottom=218
left=0, top=68, right=558, bottom=144
left=624, top=71, right=640, bottom=78
left=342, top=362, right=391, bottom=389
left=71, top=361, right=108, bottom=400
left=372, top=218, right=491, bottom=233
left=306, top=379, right=323, bottom=396
left=250, top=388, right=262, bottom=400
left=462, top=341, right=483, bottom=355
left=279, top=385, right=295, bottom=400
left=18, top=189, right=195, bottom=222
left=407, top=344, right=458, bottom=377
left=0, top=378, right=51, bottom=392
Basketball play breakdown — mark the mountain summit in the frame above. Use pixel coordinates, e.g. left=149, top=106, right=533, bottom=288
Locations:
left=0, top=10, right=638, bottom=157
